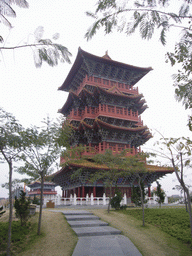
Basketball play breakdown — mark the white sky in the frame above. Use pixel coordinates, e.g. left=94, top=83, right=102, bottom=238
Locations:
left=1, top=0, right=192, bottom=198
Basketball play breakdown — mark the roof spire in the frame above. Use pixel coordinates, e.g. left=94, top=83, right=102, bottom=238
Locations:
left=102, top=50, right=111, bottom=60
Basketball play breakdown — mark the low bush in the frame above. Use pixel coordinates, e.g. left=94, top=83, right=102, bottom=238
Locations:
left=110, top=188, right=122, bottom=210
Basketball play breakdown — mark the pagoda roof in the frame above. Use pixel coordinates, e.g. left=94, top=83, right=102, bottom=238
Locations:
left=28, top=181, right=57, bottom=188
left=59, top=48, right=153, bottom=92
left=59, top=85, right=146, bottom=115
left=53, top=159, right=174, bottom=178
left=73, top=118, right=148, bottom=133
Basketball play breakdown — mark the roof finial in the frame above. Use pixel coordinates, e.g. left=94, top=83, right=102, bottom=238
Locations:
left=102, top=50, right=111, bottom=60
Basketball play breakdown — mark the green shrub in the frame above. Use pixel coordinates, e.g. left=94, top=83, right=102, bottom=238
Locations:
left=32, top=196, right=40, bottom=205
left=110, top=188, right=122, bottom=210
left=14, top=190, right=31, bottom=226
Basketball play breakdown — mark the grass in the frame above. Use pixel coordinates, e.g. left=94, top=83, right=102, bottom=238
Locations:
left=90, top=208, right=192, bottom=256
left=1, top=207, right=192, bottom=256
left=0, top=211, right=39, bottom=256
left=123, top=207, right=192, bottom=244
left=0, top=209, right=78, bottom=256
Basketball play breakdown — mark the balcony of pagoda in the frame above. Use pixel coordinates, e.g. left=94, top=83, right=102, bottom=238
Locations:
left=68, top=105, right=143, bottom=125
left=75, top=75, right=138, bottom=95
left=81, top=143, right=141, bottom=157
left=60, top=144, right=141, bottom=165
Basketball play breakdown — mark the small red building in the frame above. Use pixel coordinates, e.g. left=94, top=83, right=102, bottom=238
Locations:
left=53, top=48, right=174, bottom=199
left=28, top=181, right=57, bottom=200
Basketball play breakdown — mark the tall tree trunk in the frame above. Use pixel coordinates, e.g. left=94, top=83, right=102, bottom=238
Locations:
left=138, top=175, right=145, bottom=227
left=107, top=185, right=112, bottom=213
left=184, top=187, right=192, bottom=238
left=172, top=156, right=192, bottom=238
left=37, top=172, right=44, bottom=235
left=184, top=190, right=188, bottom=212
left=7, top=160, right=12, bottom=256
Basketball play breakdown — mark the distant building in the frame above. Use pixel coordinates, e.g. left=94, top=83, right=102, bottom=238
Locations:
left=28, top=181, right=57, bottom=200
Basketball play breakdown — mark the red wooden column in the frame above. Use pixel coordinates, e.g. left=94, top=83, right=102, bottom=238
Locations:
left=78, top=187, right=80, bottom=198
left=93, top=186, right=96, bottom=197
left=82, top=186, right=85, bottom=198
left=148, top=185, right=151, bottom=197
left=62, top=190, right=64, bottom=198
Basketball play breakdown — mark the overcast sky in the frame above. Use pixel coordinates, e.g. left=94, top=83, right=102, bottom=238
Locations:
left=1, top=0, right=191, bottom=198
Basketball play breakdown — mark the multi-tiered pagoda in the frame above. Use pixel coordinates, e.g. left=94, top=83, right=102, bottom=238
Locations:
left=53, top=48, right=173, bottom=199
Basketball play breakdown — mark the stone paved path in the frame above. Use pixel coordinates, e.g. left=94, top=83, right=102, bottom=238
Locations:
left=62, top=210, right=142, bottom=256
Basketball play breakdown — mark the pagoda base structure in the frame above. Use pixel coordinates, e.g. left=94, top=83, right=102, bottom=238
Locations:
left=53, top=161, right=174, bottom=199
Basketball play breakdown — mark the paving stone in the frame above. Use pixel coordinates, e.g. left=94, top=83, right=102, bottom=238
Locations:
left=68, top=220, right=108, bottom=227
left=65, top=215, right=99, bottom=221
left=62, top=210, right=93, bottom=215
left=72, top=226, right=121, bottom=237
left=72, top=235, right=142, bottom=256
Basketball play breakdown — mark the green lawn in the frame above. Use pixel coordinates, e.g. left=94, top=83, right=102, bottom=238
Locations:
left=121, top=207, right=192, bottom=245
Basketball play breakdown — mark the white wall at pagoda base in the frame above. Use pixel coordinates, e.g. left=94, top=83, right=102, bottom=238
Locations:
left=43, top=193, right=168, bottom=207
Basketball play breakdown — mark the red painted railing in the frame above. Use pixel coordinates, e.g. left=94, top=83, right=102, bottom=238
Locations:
left=75, top=75, right=138, bottom=95
left=68, top=105, right=143, bottom=125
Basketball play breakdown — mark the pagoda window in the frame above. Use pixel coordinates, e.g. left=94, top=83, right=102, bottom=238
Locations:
left=111, top=81, right=116, bottom=87
left=116, top=107, right=123, bottom=115
left=124, top=109, right=127, bottom=115
left=94, top=77, right=101, bottom=83
left=91, top=107, right=95, bottom=114
left=103, top=79, right=109, bottom=85
left=109, top=143, right=116, bottom=151
left=108, top=106, right=115, bottom=113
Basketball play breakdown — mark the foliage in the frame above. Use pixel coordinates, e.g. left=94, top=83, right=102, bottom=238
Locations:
left=0, top=0, right=29, bottom=32
left=14, top=191, right=31, bottom=226
left=85, top=0, right=192, bottom=126
left=154, top=135, right=192, bottom=238
left=90, top=150, right=147, bottom=212
left=154, top=181, right=165, bottom=207
left=0, top=220, right=37, bottom=256
left=123, top=208, right=192, bottom=244
left=0, top=2, right=72, bottom=67
left=0, top=206, right=5, bottom=217
left=110, top=187, right=122, bottom=210
left=0, top=107, right=26, bottom=255
left=32, top=196, right=40, bottom=205
left=16, top=116, right=69, bottom=235
left=131, top=182, right=147, bottom=206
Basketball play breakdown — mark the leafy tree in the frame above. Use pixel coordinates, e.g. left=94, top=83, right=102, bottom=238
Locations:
left=14, top=190, right=31, bottom=226
left=90, top=150, right=147, bottom=213
left=16, top=116, right=68, bottom=235
left=131, top=181, right=147, bottom=207
left=156, top=136, right=192, bottom=238
left=85, top=0, right=192, bottom=125
left=154, top=181, right=165, bottom=208
left=0, top=1, right=72, bottom=67
left=0, top=107, right=26, bottom=256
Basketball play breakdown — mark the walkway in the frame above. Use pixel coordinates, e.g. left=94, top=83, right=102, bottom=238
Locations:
left=62, top=210, right=142, bottom=256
